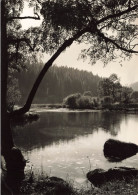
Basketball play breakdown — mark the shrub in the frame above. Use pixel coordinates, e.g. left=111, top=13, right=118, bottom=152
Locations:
left=101, top=96, right=113, bottom=105
left=77, top=96, right=94, bottom=109
left=63, top=93, right=81, bottom=108
left=130, top=91, right=138, bottom=103
left=83, top=91, right=92, bottom=97
left=63, top=93, right=101, bottom=109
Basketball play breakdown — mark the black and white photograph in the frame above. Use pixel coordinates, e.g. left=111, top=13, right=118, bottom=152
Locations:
left=1, top=0, right=138, bottom=194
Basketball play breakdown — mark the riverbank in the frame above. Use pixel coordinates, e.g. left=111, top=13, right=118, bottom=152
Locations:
left=2, top=172, right=138, bottom=195
left=10, top=104, right=138, bottom=194
left=21, top=178, right=138, bottom=195
left=30, top=103, right=138, bottom=113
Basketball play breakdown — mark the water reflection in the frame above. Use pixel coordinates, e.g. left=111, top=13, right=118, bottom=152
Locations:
left=12, top=110, right=138, bottom=185
left=12, top=111, right=123, bottom=151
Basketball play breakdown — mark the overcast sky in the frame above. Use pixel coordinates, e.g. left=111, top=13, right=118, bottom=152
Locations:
left=21, top=3, right=138, bottom=86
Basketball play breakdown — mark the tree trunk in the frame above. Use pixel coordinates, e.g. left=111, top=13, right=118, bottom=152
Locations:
left=1, top=0, right=14, bottom=154
left=1, top=1, right=26, bottom=175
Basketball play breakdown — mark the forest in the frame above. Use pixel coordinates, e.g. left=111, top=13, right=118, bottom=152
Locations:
left=9, top=62, right=138, bottom=110
left=16, top=63, right=101, bottom=104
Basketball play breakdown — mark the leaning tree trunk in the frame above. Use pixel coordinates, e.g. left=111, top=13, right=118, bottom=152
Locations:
left=11, top=28, right=88, bottom=116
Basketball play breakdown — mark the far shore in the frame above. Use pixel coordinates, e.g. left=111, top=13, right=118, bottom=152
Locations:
left=13, top=103, right=138, bottom=114
left=30, top=103, right=138, bottom=113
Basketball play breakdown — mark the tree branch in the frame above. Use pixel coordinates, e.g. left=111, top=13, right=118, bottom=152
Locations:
left=8, top=38, right=35, bottom=51
left=98, top=5, right=138, bottom=24
left=128, top=0, right=131, bottom=8
left=36, top=0, right=42, bottom=4
left=8, top=13, right=40, bottom=21
left=96, top=29, right=138, bottom=53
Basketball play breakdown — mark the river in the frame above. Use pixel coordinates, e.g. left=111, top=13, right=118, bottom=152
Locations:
left=12, top=108, right=138, bottom=187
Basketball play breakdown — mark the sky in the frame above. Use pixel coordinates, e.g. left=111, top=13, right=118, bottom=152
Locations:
left=21, top=3, right=138, bottom=86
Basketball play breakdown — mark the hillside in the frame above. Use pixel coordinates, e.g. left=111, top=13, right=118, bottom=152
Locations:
left=17, top=63, right=101, bottom=104
left=130, top=82, right=138, bottom=91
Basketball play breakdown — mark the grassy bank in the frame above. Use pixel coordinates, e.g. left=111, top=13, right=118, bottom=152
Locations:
left=2, top=172, right=138, bottom=195
left=18, top=175, right=138, bottom=195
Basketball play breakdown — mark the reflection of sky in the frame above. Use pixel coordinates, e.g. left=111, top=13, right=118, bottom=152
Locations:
left=116, top=115, right=138, bottom=144
left=21, top=112, right=138, bottom=187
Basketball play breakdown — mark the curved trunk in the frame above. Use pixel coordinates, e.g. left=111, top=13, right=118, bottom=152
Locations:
left=11, top=28, right=88, bottom=116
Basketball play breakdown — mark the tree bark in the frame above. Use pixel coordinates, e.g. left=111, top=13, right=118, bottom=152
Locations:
left=1, top=0, right=14, bottom=154
left=1, top=1, right=26, bottom=175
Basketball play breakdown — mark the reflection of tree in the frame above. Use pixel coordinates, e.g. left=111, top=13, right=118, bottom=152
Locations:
left=99, top=112, right=121, bottom=136
left=12, top=111, right=124, bottom=151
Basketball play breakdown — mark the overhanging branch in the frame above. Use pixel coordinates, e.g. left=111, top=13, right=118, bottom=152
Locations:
left=8, top=13, right=40, bottom=21
left=96, top=29, right=138, bottom=53
left=98, top=5, right=138, bottom=24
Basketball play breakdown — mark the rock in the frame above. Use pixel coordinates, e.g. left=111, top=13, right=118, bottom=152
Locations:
left=104, top=139, right=138, bottom=162
left=87, top=169, right=106, bottom=186
left=6, top=147, right=26, bottom=173
left=26, top=112, right=39, bottom=120
left=36, top=177, right=73, bottom=195
left=49, top=176, right=65, bottom=183
left=12, top=112, right=39, bottom=126
left=87, top=167, right=138, bottom=186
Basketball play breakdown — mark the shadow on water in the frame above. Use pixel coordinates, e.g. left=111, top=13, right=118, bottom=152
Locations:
left=12, top=111, right=123, bottom=151
left=103, top=153, right=138, bottom=163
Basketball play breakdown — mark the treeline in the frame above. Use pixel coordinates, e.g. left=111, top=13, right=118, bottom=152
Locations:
left=17, top=62, right=101, bottom=104
left=63, top=74, right=138, bottom=110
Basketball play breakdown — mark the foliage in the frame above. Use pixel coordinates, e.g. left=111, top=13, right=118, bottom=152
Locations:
left=3, top=0, right=138, bottom=113
left=83, top=91, right=92, bottom=96
left=63, top=93, right=99, bottom=109
left=16, top=64, right=101, bottom=104
left=63, top=93, right=81, bottom=108
left=41, top=0, right=138, bottom=63
left=121, top=86, right=133, bottom=103
left=7, top=69, right=21, bottom=112
left=100, top=96, right=113, bottom=106
left=130, top=91, right=138, bottom=102
left=77, top=96, right=94, bottom=109
left=98, top=74, right=133, bottom=103
left=6, top=171, right=138, bottom=195
left=98, top=78, right=113, bottom=97
left=4, top=0, right=42, bottom=111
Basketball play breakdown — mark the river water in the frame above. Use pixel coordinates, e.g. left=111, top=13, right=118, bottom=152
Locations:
left=12, top=108, right=138, bottom=187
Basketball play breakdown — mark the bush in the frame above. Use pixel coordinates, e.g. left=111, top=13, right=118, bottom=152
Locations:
left=63, top=93, right=81, bottom=108
left=63, top=93, right=99, bottom=109
left=83, top=91, right=92, bottom=97
left=7, top=78, right=21, bottom=112
left=100, top=96, right=113, bottom=106
left=77, top=96, right=94, bottom=109
left=91, top=97, right=99, bottom=107
left=127, top=103, right=138, bottom=108
left=131, top=91, right=138, bottom=99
